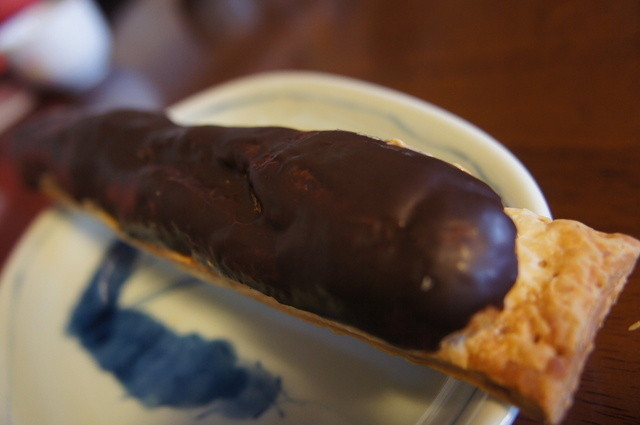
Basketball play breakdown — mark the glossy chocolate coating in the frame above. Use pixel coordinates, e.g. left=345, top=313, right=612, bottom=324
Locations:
left=16, top=110, right=518, bottom=350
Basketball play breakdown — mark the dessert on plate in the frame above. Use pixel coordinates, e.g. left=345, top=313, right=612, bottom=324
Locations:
left=14, top=109, right=640, bottom=424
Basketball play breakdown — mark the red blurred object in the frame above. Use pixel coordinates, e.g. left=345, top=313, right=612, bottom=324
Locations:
left=0, top=151, right=49, bottom=268
left=0, top=80, right=47, bottom=267
left=0, top=0, right=39, bottom=24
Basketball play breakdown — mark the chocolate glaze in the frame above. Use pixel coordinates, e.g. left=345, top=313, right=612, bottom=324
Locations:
left=16, top=110, right=518, bottom=350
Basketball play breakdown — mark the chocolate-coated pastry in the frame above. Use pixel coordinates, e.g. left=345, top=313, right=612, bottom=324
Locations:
left=14, top=110, right=640, bottom=424
left=16, top=110, right=519, bottom=350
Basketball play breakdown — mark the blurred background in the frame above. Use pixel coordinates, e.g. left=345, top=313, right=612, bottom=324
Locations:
left=0, top=1, right=638, bottom=424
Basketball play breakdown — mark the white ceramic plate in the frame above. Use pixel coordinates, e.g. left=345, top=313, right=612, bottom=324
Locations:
left=0, top=71, right=548, bottom=425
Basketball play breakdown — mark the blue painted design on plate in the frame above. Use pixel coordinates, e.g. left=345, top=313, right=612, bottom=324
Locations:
left=67, top=241, right=282, bottom=420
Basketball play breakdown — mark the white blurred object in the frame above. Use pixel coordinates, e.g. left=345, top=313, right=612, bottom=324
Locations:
left=0, top=0, right=112, bottom=92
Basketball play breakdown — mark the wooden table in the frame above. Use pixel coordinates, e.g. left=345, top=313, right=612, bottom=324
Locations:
left=1, top=1, right=638, bottom=424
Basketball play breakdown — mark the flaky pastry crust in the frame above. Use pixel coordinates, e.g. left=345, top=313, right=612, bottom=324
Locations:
left=430, top=208, right=640, bottom=423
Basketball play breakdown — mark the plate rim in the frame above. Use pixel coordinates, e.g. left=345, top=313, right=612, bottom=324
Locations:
left=169, top=70, right=550, bottom=219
